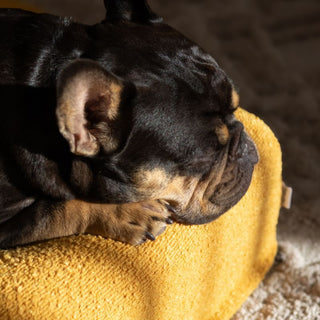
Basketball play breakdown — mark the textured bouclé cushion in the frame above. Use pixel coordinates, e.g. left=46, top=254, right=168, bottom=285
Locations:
left=0, top=109, right=282, bottom=320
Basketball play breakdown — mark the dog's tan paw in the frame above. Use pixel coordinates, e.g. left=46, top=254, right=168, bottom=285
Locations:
left=92, top=200, right=175, bottom=246
left=115, top=200, right=175, bottom=246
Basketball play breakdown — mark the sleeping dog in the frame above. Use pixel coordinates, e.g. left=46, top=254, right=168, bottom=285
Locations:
left=0, top=0, right=258, bottom=248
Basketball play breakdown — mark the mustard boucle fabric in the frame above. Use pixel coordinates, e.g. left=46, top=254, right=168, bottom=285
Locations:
left=0, top=109, right=282, bottom=320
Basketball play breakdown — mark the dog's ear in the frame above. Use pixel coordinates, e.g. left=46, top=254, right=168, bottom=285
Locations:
left=104, top=0, right=162, bottom=24
left=56, top=59, right=123, bottom=157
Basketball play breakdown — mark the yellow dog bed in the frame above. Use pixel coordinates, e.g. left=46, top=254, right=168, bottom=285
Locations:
left=0, top=108, right=282, bottom=320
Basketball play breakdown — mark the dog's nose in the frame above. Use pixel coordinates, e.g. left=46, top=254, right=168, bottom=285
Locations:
left=229, top=121, right=244, bottom=159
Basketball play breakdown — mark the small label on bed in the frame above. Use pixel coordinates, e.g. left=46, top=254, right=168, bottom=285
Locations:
left=282, top=182, right=293, bottom=209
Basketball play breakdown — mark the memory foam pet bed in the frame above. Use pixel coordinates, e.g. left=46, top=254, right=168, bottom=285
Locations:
left=0, top=108, right=283, bottom=320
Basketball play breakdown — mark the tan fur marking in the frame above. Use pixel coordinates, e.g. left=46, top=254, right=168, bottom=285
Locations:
left=159, top=176, right=198, bottom=208
left=133, top=167, right=200, bottom=211
left=133, top=168, right=171, bottom=198
left=215, top=123, right=229, bottom=145
left=108, top=82, right=123, bottom=120
left=58, top=200, right=97, bottom=234
left=231, top=89, right=240, bottom=110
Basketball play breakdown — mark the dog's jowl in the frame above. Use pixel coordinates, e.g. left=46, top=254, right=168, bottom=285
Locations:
left=0, top=0, right=258, bottom=248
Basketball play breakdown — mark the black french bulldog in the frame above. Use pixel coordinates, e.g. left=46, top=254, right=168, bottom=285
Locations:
left=0, top=0, right=258, bottom=248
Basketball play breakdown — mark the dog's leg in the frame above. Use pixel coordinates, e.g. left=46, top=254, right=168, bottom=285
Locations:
left=0, top=199, right=174, bottom=249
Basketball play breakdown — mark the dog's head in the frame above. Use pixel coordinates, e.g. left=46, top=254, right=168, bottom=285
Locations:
left=56, top=0, right=258, bottom=224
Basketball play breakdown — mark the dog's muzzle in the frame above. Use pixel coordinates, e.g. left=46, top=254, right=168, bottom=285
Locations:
left=173, top=121, right=259, bottom=225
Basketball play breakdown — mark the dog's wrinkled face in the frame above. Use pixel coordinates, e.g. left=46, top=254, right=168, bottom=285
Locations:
left=57, top=1, right=259, bottom=224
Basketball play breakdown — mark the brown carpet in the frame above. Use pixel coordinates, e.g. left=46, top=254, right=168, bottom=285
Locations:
left=5, top=0, right=320, bottom=318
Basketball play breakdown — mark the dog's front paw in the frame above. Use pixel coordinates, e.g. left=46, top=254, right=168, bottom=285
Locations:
left=94, top=200, right=175, bottom=246
left=116, top=200, right=175, bottom=246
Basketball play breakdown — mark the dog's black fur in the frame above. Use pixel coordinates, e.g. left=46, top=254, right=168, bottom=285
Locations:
left=0, top=0, right=258, bottom=248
